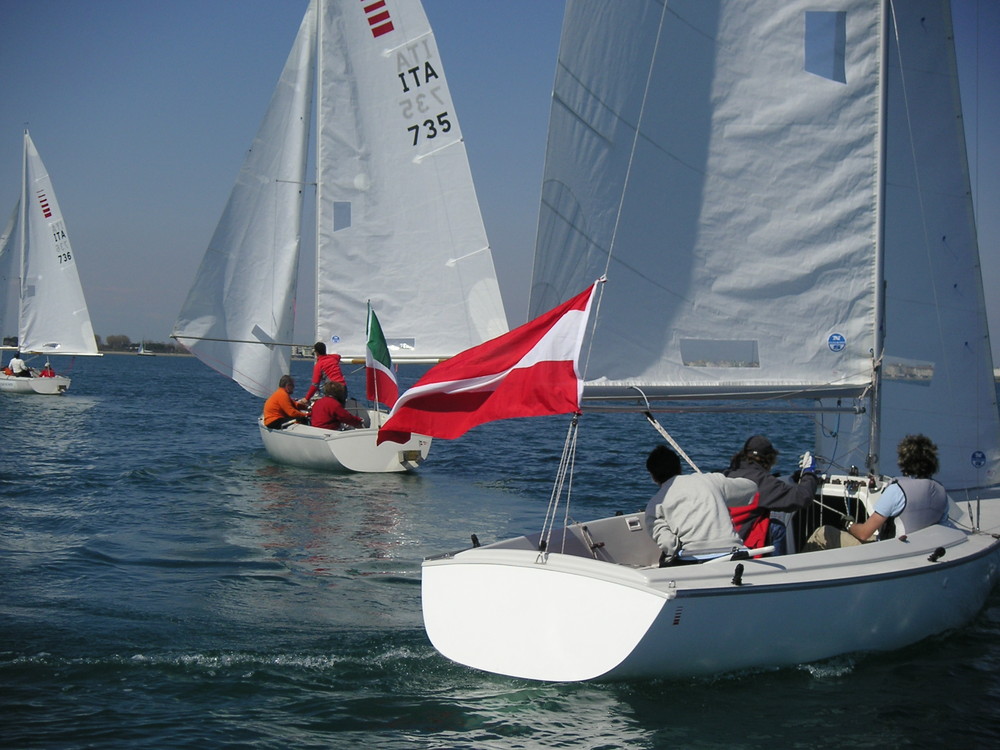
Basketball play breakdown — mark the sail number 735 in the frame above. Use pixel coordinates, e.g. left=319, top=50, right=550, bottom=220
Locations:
left=408, top=113, right=451, bottom=146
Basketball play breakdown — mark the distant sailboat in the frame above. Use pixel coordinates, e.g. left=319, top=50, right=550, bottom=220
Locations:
left=1, top=131, right=100, bottom=395
left=420, top=0, right=1000, bottom=681
left=171, top=0, right=507, bottom=472
left=137, top=341, right=155, bottom=357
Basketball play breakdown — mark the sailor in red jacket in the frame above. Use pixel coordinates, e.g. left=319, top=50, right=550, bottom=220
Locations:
left=304, top=341, right=347, bottom=401
left=310, top=382, right=363, bottom=431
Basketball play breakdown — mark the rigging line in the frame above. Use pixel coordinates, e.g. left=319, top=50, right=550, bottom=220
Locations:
left=561, top=422, right=581, bottom=555
left=541, top=419, right=568, bottom=547
left=540, top=414, right=580, bottom=556
left=602, top=0, right=668, bottom=282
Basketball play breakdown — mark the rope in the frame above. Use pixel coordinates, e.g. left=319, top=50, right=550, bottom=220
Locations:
left=539, top=414, right=581, bottom=556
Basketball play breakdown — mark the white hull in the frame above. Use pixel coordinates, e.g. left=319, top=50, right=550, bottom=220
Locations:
left=257, top=402, right=430, bottom=473
left=423, top=483, right=1000, bottom=682
left=0, top=373, right=70, bottom=395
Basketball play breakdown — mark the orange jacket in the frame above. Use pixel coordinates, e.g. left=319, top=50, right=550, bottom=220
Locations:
left=262, top=387, right=307, bottom=425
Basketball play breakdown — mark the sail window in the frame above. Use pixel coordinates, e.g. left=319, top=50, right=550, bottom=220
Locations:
left=333, top=201, right=351, bottom=231
left=804, top=11, right=847, bottom=83
left=883, top=356, right=935, bottom=384
left=680, top=339, right=760, bottom=368
left=387, top=338, right=416, bottom=351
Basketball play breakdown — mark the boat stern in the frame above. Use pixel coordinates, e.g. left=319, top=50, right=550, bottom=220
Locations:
left=421, top=547, right=668, bottom=682
left=0, top=374, right=70, bottom=395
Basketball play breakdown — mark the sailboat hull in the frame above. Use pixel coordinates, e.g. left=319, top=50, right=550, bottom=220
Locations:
left=422, top=509, right=1000, bottom=682
left=0, top=373, right=70, bottom=395
left=257, top=406, right=430, bottom=473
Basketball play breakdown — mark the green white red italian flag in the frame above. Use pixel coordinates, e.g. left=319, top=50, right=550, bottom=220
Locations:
left=377, top=281, right=599, bottom=444
left=365, top=304, right=398, bottom=408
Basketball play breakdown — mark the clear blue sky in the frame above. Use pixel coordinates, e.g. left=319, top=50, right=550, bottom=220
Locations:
left=1, top=1, right=996, bottom=357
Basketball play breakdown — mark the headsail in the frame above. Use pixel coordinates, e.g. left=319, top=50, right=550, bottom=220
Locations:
left=172, top=1, right=317, bottom=398
left=19, top=132, right=98, bottom=356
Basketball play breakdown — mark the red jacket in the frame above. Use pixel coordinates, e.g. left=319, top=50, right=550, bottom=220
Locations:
left=304, top=353, right=346, bottom=400
left=310, top=396, right=363, bottom=431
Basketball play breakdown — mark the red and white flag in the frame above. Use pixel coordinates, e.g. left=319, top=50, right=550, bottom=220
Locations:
left=377, top=281, right=599, bottom=444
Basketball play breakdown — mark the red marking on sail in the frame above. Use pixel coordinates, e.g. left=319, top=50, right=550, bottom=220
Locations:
left=36, top=191, right=52, bottom=218
left=362, top=0, right=394, bottom=38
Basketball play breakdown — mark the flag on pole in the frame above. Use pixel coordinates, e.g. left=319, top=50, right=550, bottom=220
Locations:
left=365, top=303, right=399, bottom=408
left=377, top=281, right=600, bottom=444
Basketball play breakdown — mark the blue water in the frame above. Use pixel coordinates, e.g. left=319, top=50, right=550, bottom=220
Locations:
left=3, top=355, right=999, bottom=749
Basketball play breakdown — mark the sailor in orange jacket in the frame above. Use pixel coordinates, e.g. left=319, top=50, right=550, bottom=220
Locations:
left=262, top=375, right=309, bottom=429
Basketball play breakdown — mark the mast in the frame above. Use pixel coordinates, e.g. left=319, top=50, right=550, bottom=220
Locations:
left=868, top=0, right=891, bottom=476
left=314, top=0, right=323, bottom=350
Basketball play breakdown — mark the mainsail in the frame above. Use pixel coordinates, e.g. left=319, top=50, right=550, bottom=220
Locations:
left=173, top=0, right=508, bottom=399
left=315, top=0, right=507, bottom=356
left=530, top=1, right=880, bottom=400
left=528, top=0, right=999, bottom=487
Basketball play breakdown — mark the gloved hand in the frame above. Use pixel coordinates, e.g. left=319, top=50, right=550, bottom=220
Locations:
left=798, top=451, right=816, bottom=473
left=839, top=512, right=855, bottom=531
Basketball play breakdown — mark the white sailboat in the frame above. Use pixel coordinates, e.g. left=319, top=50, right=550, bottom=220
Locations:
left=0, top=131, right=100, bottom=395
left=172, top=0, right=508, bottom=472
left=421, top=0, right=1000, bottom=681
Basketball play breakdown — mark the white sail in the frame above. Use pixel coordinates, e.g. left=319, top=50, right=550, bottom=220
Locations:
left=172, top=1, right=317, bottom=398
left=817, top=2, right=1000, bottom=489
left=174, top=0, right=508, bottom=400
left=530, top=0, right=880, bottom=400
left=314, top=0, right=507, bottom=357
left=529, top=0, right=999, bottom=485
left=18, top=132, right=98, bottom=356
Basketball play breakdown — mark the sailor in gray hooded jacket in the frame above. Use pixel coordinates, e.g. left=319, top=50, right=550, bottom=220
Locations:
left=645, top=445, right=758, bottom=564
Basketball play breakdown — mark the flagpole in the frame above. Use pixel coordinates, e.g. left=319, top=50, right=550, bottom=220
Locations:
left=367, top=302, right=382, bottom=428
